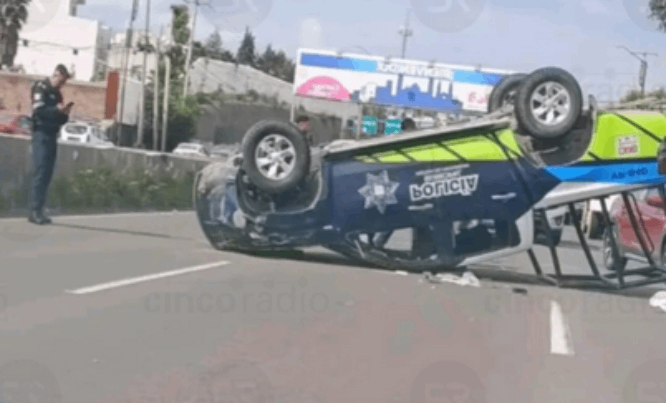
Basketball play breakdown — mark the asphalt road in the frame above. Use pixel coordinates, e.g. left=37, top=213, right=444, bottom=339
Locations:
left=2, top=212, right=666, bottom=403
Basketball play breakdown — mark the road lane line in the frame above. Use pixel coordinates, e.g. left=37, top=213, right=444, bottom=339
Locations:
left=550, top=300, right=575, bottom=356
left=0, top=211, right=193, bottom=222
left=65, top=261, right=230, bottom=295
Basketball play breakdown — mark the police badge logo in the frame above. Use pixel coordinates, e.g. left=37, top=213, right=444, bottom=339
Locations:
left=358, top=170, right=400, bottom=214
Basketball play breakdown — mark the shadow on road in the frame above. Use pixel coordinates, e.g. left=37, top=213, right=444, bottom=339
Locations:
left=558, top=239, right=600, bottom=251
left=52, top=223, right=194, bottom=241
left=238, top=248, right=664, bottom=301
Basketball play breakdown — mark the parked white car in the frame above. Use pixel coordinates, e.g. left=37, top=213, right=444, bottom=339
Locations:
left=172, top=142, right=209, bottom=158
left=59, top=122, right=113, bottom=146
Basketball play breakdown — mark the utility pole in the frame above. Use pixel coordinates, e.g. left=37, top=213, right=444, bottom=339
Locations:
left=136, top=0, right=152, bottom=148
left=618, top=45, right=657, bottom=96
left=182, top=0, right=208, bottom=98
left=116, top=0, right=139, bottom=146
left=398, top=10, right=413, bottom=59
left=162, top=50, right=171, bottom=152
left=153, top=25, right=163, bottom=150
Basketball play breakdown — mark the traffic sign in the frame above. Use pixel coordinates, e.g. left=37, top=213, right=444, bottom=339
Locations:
left=363, top=116, right=379, bottom=135
left=384, top=119, right=402, bottom=135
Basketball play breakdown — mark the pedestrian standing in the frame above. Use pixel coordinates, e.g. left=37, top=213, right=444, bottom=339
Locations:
left=295, top=115, right=313, bottom=146
left=28, top=64, right=72, bottom=224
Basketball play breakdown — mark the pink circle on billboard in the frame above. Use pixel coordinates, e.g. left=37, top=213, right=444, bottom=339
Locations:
left=297, top=76, right=350, bottom=101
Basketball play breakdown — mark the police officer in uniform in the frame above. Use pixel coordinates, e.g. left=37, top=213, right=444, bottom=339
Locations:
left=28, top=64, right=72, bottom=224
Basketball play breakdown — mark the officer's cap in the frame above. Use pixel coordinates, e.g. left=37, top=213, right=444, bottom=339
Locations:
left=54, top=64, right=71, bottom=79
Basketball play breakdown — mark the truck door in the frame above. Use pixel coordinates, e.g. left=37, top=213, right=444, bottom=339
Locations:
left=416, top=134, right=534, bottom=257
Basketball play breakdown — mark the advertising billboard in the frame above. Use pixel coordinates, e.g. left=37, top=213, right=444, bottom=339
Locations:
left=293, top=48, right=517, bottom=113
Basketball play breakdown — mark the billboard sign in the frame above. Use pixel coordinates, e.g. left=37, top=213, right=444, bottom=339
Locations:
left=294, top=48, right=517, bottom=113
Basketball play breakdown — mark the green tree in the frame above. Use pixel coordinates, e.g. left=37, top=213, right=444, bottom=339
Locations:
left=271, top=50, right=295, bottom=83
left=236, top=26, right=256, bottom=67
left=202, top=30, right=235, bottom=62
left=648, top=0, right=666, bottom=31
left=167, top=5, right=190, bottom=78
left=256, top=44, right=276, bottom=75
left=205, top=30, right=223, bottom=57
left=135, top=4, right=220, bottom=150
left=0, top=0, right=28, bottom=68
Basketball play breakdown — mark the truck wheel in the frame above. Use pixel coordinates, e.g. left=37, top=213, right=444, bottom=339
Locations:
left=487, top=73, right=527, bottom=113
left=241, top=120, right=311, bottom=194
left=587, top=212, right=604, bottom=240
left=515, top=67, right=583, bottom=139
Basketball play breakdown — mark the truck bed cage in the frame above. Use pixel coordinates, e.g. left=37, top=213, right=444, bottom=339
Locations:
left=528, top=183, right=666, bottom=290
left=324, top=107, right=514, bottom=158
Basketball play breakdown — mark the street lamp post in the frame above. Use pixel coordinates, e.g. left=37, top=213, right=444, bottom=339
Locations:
left=617, top=45, right=657, bottom=96
left=398, top=10, right=413, bottom=59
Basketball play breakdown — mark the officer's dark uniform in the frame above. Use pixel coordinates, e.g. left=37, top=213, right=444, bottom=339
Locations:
left=29, top=77, right=69, bottom=219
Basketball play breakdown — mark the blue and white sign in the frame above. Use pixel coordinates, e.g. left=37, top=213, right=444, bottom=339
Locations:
left=294, top=48, right=516, bottom=113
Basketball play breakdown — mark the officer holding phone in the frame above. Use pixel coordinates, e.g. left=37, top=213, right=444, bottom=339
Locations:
left=28, top=64, right=72, bottom=224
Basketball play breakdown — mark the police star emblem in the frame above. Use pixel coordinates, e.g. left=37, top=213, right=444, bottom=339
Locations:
left=358, top=170, right=400, bottom=214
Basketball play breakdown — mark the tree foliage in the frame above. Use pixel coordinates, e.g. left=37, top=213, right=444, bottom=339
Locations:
left=136, top=5, right=220, bottom=150
left=136, top=14, right=298, bottom=149
left=203, top=30, right=234, bottom=62
left=0, top=0, right=29, bottom=68
left=648, top=0, right=666, bottom=31
left=619, top=87, right=666, bottom=105
left=255, top=45, right=295, bottom=82
left=236, top=26, right=256, bottom=67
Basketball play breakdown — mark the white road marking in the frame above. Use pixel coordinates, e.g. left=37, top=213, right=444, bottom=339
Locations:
left=550, top=300, right=575, bottom=356
left=0, top=211, right=193, bottom=222
left=65, top=261, right=229, bottom=295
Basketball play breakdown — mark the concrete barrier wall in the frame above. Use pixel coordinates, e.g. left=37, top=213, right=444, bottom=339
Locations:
left=0, top=133, right=212, bottom=209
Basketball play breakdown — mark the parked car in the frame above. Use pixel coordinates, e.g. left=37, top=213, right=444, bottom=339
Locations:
left=0, top=113, right=32, bottom=135
left=604, top=185, right=666, bottom=271
left=210, top=144, right=240, bottom=160
left=59, top=122, right=113, bottom=146
left=172, top=142, right=209, bottom=158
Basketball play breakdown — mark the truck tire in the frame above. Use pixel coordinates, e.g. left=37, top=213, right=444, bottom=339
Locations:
left=587, top=212, right=604, bottom=240
left=603, top=226, right=627, bottom=272
left=487, top=73, right=527, bottom=113
left=515, top=67, right=583, bottom=140
left=241, top=120, right=311, bottom=194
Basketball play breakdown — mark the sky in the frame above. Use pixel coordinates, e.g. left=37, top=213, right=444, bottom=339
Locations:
left=73, top=0, right=666, bottom=104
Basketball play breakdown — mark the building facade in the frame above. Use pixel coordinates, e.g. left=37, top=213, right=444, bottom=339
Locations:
left=14, top=0, right=112, bottom=82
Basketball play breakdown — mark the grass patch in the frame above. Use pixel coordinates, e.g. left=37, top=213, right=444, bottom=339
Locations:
left=48, top=167, right=195, bottom=213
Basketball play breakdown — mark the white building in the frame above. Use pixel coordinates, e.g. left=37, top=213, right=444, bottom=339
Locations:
left=14, top=0, right=112, bottom=82
left=107, top=29, right=173, bottom=83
